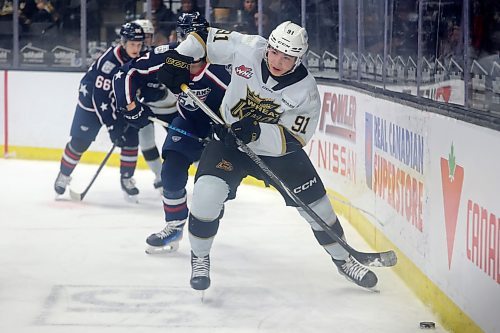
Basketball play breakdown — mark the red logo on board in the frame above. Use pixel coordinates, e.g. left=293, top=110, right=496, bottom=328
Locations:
left=440, top=143, right=464, bottom=269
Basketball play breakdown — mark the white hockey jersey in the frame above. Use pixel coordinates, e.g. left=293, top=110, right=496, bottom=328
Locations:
left=176, top=28, right=321, bottom=157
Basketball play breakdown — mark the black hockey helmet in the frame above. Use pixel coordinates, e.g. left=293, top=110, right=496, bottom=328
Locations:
left=119, top=22, right=145, bottom=42
left=176, top=11, right=209, bottom=40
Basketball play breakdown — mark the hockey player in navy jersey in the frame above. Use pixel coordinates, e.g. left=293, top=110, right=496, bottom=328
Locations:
left=145, top=13, right=230, bottom=254
left=153, top=21, right=379, bottom=291
left=114, top=12, right=231, bottom=254
left=111, top=24, right=178, bottom=196
left=54, top=22, right=145, bottom=201
left=132, top=19, right=176, bottom=191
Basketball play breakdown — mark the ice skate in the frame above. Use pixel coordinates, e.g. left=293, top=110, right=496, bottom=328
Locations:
left=54, top=172, right=71, bottom=195
left=333, top=255, right=378, bottom=290
left=120, top=176, right=139, bottom=202
left=190, top=251, right=210, bottom=291
left=145, top=220, right=185, bottom=254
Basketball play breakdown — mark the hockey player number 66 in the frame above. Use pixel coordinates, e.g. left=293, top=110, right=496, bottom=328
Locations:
left=95, top=75, right=112, bottom=91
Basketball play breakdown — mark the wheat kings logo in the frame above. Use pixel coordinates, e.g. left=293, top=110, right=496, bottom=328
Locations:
left=231, top=87, right=281, bottom=123
left=216, top=159, right=233, bottom=171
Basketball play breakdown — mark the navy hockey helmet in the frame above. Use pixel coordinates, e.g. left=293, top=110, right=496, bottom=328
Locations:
left=176, top=12, right=209, bottom=40
left=119, top=22, right=145, bottom=42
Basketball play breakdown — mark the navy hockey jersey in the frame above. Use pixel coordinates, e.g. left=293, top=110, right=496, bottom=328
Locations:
left=177, top=62, right=231, bottom=137
left=78, top=45, right=132, bottom=126
left=113, top=44, right=178, bottom=111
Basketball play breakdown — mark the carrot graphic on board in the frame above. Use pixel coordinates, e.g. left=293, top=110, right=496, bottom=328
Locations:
left=440, top=143, right=465, bottom=269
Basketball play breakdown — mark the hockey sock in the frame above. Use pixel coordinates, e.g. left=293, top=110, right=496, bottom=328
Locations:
left=120, top=146, right=138, bottom=178
left=60, top=139, right=89, bottom=176
left=312, top=219, right=345, bottom=244
left=188, top=213, right=220, bottom=257
left=313, top=220, right=349, bottom=261
left=163, top=188, right=188, bottom=222
left=142, top=147, right=162, bottom=178
left=189, top=213, right=220, bottom=238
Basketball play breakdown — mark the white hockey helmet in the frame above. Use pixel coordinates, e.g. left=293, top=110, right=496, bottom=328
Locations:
left=133, top=19, right=154, bottom=35
left=268, top=21, right=308, bottom=59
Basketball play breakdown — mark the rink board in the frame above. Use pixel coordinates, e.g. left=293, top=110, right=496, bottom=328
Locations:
left=2, top=70, right=499, bottom=333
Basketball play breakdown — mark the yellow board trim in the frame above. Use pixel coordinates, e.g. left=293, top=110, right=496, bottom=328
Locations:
left=324, top=189, right=483, bottom=333
left=0, top=144, right=483, bottom=333
left=1, top=145, right=149, bottom=169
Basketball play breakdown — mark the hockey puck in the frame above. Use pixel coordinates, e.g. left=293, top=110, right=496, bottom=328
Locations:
left=419, top=321, right=435, bottom=329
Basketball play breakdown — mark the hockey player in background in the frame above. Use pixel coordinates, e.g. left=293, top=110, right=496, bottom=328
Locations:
left=132, top=18, right=176, bottom=191
left=145, top=13, right=230, bottom=254
left=151, top=21, right=379, bottom=291
left=54, top=22, right=145, bottom=201
left=114, top=12, right=230, bottom=254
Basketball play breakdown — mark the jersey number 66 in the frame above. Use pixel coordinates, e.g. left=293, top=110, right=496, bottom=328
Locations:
left=95, top=75, right=112, bottom=91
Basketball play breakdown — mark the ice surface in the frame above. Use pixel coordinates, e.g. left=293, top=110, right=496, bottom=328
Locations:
left=0, top=159, right=448, bottom=332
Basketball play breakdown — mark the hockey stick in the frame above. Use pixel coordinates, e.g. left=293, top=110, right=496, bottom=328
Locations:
left=180, top=84, right=397, bottom=267
left=69, top=143, right=117, bottom=201
left=147, top=116, right=209, bottom=143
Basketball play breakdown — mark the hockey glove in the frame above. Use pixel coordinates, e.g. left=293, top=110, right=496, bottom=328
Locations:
left=121, top=100, right=154, bottom=129
left=157, top=50, right=193, bottom=94
left=107, top=117, right=128, bottom=146
left=215, top=117, right=261, bottom=148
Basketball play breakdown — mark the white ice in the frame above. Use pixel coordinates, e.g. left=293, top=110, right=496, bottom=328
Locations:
left=0, top=158, right=448, bottom=332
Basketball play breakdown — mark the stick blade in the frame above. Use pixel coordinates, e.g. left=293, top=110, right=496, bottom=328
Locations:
left=69, top=188, right=83, bottom=201
left=353, top=250, right=397, bottom=267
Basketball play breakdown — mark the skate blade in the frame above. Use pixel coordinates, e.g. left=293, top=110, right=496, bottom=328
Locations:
left=123, top=193, right=139, bottom=203
left=200, top=290, right=205, bottom=303
left=343, top=276, right=380, bottom=293
left=54, top=194, right=67, bottom=201
left=145, top=242, right=179, bottom=254
left=366, top=287, right=380, bottom=293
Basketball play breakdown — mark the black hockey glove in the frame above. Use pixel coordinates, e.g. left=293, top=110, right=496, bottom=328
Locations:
left=214, top=117, right=261, bottom=148
left=157, top=50, right=193, bottom=94
left=107, top=117, right=128, bottom=146
left=231, top=117, right=261, bottom=145
left=121, top=100, right=154, bottom=129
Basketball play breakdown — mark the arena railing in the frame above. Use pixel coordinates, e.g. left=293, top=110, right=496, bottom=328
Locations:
left=0, top=0, right=498, bottom=116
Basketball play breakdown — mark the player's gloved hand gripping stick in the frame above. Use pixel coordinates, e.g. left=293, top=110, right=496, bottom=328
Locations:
left=179, top=83, right=397, bottom=268
left=213, top=117, right=261, bottom=148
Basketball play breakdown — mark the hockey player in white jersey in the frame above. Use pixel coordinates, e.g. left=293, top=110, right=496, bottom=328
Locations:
left=148, top=21, right=379, bottom=291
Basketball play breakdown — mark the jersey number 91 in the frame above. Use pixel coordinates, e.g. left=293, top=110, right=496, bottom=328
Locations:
left=292, top=115, right=311, bottom=134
